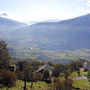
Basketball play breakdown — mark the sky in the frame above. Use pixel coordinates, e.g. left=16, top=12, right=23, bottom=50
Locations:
left=0, top=0, right=90, bottom=22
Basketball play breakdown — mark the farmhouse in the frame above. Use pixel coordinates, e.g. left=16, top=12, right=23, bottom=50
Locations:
left=36, top=64, right=53, bottom=76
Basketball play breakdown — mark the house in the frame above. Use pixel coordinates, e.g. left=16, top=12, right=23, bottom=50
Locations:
left=9, top=65, right=16, bottom=72
left=36, top=64, right=53, bottom=76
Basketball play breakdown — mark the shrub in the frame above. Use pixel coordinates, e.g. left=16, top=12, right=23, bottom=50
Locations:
left=15, top=70, right=23, bottom=80
left=52, top=78, right=73, bottom=90
left=52, top=63, right=65, bottom=77
left=0, top=69, right=17, bottom=87
left=87, top=70, right=90, bottom=81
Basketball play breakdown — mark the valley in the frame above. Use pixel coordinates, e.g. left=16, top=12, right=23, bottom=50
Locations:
left=0, top=14, right=90, bottom=63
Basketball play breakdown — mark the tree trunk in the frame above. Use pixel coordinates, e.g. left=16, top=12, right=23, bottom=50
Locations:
left=31, top=82, right=33, bottom=88
left=24, top=80, right=27, bottom=90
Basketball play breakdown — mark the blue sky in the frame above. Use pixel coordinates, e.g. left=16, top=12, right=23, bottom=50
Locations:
left=0, top=0, right=90, bottom=22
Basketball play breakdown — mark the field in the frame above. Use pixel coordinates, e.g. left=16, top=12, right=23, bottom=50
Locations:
left=8, top=43, right=90, bottom=62
left=1, top=77, right=90, bottom=90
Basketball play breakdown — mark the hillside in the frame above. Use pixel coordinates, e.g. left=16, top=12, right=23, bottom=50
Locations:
left=0, top=17, right=27, bottom=34
left=9, top=14, right=90, bottom=50
left=0, top=14, right=90, bottom=62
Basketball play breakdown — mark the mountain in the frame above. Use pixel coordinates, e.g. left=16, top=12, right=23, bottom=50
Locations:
left=1, top=14, right=90, bottom=62
left=9, top=14, right=90, bottom=49
left=0, top=17, right=27, bottom=34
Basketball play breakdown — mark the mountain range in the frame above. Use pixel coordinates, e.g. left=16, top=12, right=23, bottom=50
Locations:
left=0, top=14, right=90, bottom=62
left=9, top=14, right=90, bottom=50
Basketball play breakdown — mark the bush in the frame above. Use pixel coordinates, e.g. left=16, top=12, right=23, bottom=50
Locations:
left=52, top=78, right=73, bottom=90
left=87, top=70, right=90, bottom=81
left=52, top=63, right=65, bottom=77
left=0, top=70, right=17, bottom=87
left=15, top=70, right=23, bottom=80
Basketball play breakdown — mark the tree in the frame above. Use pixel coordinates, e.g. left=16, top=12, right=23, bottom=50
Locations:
left=23, top=65, right=34, bottom=89
left=15, top=70, right=23, bottom=80
left=0, top=40, right=11, bottom=69
left=70, top=59, right=84, bottom=72
left=53, top=78, right=73, bottom=90
left=52, top=63, right=65, bottom=77
left=63, top=64, right=70, bottom=78
left=77, top=70, right=80, bottom=76
left=17, top=61, right=29, bottom=71
left=42, top=69, right=51, bottom=83
left=48, top=61, right=53, bottom=66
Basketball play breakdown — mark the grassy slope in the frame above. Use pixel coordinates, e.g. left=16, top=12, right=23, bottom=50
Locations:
left=2, top=80, right=50, bottom=90
left=73, top=79, right=90, bottom=89
left=1, top=72, right=90, bottom=90
left=71, top=71, right=90, bottom=89
left=2, top=79, right=90, bottom=90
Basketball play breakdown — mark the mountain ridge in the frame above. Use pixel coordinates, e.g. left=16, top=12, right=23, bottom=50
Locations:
left=8, top=14, right=90, bottom=50
left=0, top=14, right=90, bottom=61
left=0, top=17, right=27, bottom=34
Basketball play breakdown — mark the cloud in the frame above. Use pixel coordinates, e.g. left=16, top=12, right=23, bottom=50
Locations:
left=77, top=0, right=90, bottom=7
left=77, top=0, right=85, bottom=1
left=0, top=10, right=27, bottom=22
left=86, top=0, right=90, bottom=6
left=1, top=13, right=8, bottom=17
left=85, top=9, right=90, bottom=13
left=0, top=11, right=7, bottom=17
